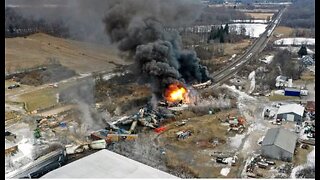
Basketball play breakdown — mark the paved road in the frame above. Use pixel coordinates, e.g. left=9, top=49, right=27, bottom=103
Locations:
left=210, top=6, right=287, bottom=86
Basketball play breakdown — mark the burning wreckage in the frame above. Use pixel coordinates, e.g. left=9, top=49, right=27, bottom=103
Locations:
left=6, top=0, right=220, bottom=178
left=87, top=0, right=215, bottom=144
left=90, top=88, right=190, bottom=144
left=90, top=78, right=207, bottom=145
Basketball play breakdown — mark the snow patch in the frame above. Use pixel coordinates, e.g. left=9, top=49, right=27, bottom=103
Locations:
left=260, top=55, right=274, bottom=64
left=223, top=85, right=256, bottom=101
left=274, top=38, right=315, bottom=46
left=231, top=19, right=269, bottom=23
left=17, top=139, right=34, bottom=159
left=229, top=134, right=245, bottom=148
left=229, top=23, right=268, bottom=38
left=220, top=167, right=231, bottom=176
left=248, top=71, right=255, bottom=94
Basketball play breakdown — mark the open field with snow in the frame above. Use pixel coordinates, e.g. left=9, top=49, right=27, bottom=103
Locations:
left=231, top=19, right=269, bottom=24
left=278, top=46, right=314, bottom=54
left=229, top=23, right=267, bottom=38
left=187, top=23, right=267, bottom=38
left=274, top=38, right=315, bottom=46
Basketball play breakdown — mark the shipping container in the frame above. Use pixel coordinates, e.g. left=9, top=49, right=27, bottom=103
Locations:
left=284, top=88, right=300, bottom=97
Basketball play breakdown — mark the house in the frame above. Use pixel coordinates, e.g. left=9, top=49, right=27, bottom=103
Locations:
left=261, top=128, right=298, bottom=162
left=41, top=149, right=177, bottom=178
left=275, top=76, right=292, bottom=88
left=300, top=55, right=314, bottom=66
left=276, top=103, right=305, bottom=123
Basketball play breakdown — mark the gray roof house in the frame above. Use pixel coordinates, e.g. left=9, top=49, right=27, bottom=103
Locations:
left=276, top=103, right=305, bottom=122
left=261, top=128, right=298, bottom=162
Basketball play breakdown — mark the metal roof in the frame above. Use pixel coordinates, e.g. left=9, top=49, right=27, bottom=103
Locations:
left=284, top=88, right=300, bottom=92
left=277, top=103, right=305, bottom=116
left=41, top=149, right=178, bottom=178
left=262, top=128, right=298, bottom=154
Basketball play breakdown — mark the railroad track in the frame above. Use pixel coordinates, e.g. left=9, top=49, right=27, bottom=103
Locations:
left=209, top=7, right=286, bottom=86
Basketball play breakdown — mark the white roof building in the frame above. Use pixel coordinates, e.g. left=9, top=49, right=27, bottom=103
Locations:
left=277, top=104, right=304, bottom=116
left=277, top=104, right=305, bottom=122
left=41, top=149, right=178, bottom=178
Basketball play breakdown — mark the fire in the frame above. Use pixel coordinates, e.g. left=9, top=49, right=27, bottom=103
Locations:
left=164, top=83, right=189, bottom=103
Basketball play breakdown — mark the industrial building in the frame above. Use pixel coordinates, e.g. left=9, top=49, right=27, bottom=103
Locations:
left=276, top=103, right=305, bottom=122
left=41, top=149, right=177, bottom=178
left=261, top=128, right=298, bottom=162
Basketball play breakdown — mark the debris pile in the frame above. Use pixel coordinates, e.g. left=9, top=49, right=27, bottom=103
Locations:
left=224, top=115, right=246, bottom=134
left=216, top=155, right=238, bottom=166
left=176, top=130, right=192, bottom=140
left=245, top=154, right=276, bottom=178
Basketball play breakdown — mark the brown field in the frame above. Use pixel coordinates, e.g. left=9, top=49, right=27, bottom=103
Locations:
left=293, top=146, right=314, bottom=166
left=245, top=13, right=274, bottom=20
left=268, top=94, right=300, bottom=101
left=159, top=108, right=243, bottom=178
left=273, top=26, right=294, bottom=37
left=5, top=33, right=129, bottom=74
left=300, top=71, right=315, bottom=81
left=17, top=87, right=59, bottom=112
left=223, top=39, right=252, bottom=57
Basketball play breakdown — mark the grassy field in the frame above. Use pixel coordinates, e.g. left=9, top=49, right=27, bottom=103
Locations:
left=300, top=71, right=315, bottom=81
left=273, top=26, right=294, bottom=37
left=223, top=39, right=252, bottom=57
left=268, top=94, right=300, bottom=101
left=245, top=12, right=274, bottom=20
left=5, top=33, right=129, bottom=74
left=18, top=87, right=59, bottom=112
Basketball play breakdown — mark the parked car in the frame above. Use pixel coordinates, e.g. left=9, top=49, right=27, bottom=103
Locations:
left=8, top=84, right=20, bottom=89
left=216, top=157, right=228, bottom=164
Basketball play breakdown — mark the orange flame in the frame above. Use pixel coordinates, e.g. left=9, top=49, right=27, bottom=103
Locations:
left=164, top=83, right=189, bottom=103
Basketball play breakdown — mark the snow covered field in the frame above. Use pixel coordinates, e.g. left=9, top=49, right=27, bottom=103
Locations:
left=229, top=23, right=267, bottom=38
left=274, top=38, right=315, bottom=46
left=278, top=46, right=314, bottom=54
left=231, top=19, right=269, bottom=24
left=184, top=23, right=268, bottom=38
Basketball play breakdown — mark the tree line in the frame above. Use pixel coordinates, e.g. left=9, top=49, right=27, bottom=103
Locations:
left=5, top=7, right=69, bottom=38
left=280, top=0, right=315, bottom=28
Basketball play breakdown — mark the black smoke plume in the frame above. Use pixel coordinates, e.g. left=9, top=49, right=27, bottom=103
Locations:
left=103, top=0, right=211, bottom=96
